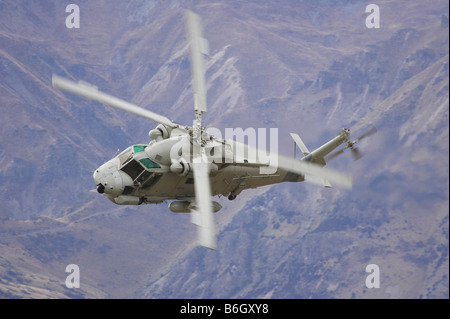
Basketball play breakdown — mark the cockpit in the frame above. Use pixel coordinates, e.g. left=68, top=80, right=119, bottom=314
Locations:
left=93, top=143, right=168, bottom=205
left=119, top=145, right=160, bottom=175
left=117, top=144, right=163, bottom=192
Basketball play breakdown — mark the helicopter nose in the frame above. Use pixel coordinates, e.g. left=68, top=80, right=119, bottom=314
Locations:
left=93, top=169, right=124, bottom=196
left=92, top=158, right=125, bottom=197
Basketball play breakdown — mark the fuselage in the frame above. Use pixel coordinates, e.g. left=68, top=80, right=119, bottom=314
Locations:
left=93, top=138, right=303, bottom=206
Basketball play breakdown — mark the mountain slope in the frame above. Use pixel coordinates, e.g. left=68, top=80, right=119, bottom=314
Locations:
left=0, top=0, right=448, bottom=298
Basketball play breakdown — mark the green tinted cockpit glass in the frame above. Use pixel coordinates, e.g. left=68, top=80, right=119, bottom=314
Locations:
left=133, top=145, right=147, bottom=153
left=139, top=158, right=161, bottom=169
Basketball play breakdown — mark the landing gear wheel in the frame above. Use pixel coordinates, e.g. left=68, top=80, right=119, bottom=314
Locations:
left=228, top=194, right=236, bottom=200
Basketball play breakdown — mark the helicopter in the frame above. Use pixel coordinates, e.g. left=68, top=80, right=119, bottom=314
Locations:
left=52, top=10, right=376, bottom=249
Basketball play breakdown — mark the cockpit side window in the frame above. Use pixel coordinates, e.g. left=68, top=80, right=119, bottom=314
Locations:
left=139, top=158, right=161, bottom=169
left=121, top=159, right=144, bottom=180
left=118, top=147, right=133, bottom=167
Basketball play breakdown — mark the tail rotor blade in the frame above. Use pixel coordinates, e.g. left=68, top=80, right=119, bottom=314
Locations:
left=351, top=147, right=363, bottom=161
left=355, top=126, right=377, bottom=142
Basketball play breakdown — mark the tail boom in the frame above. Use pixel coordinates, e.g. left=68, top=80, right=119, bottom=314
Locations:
left=301, top=128, right=350, bottom=166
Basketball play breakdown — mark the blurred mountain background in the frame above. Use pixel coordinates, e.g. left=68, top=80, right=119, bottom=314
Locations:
left=0, top=0, right=448, bottom=298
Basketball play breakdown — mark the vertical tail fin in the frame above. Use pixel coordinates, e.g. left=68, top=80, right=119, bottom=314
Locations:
left=290, top=133, right=310, bottom=156
left=290, top=132, right=332, bottom=187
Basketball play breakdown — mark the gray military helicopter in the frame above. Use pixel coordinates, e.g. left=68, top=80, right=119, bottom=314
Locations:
left=52, top=11, right=375, bottom=249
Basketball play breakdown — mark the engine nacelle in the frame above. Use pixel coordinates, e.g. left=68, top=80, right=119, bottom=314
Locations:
left=170, top=158, right=191, bottom=176
left=149, top=124, right=171, bottom=141
left=169, top=200, right=222, bottom=213
left=170, top=159, right=218, bottom=177
left=146, top=136, right=189, bottom=166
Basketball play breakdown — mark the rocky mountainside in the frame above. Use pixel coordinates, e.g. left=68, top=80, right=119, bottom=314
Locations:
left=0, top=0, right=448, bottom=298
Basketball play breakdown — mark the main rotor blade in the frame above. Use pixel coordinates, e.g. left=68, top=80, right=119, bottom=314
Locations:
left=52, top=74, right=177, bottom=128
left=191, top=149, right=216, bottom=250
left=279, top=152, right=352, bottom=188
left=231, top=141, right=352, bottom=189
left=186, top=10, right=208, bottom=118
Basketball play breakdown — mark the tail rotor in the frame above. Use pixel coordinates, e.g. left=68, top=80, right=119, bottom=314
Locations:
left=326, top=126, right=377, bottom=162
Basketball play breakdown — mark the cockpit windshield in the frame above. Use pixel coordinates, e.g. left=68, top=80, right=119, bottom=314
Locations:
left=118, top=144, right=161, bottom=180
left=133, top=145, right=147, bottom=153
left=132, top=144, right=161, bottom=169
